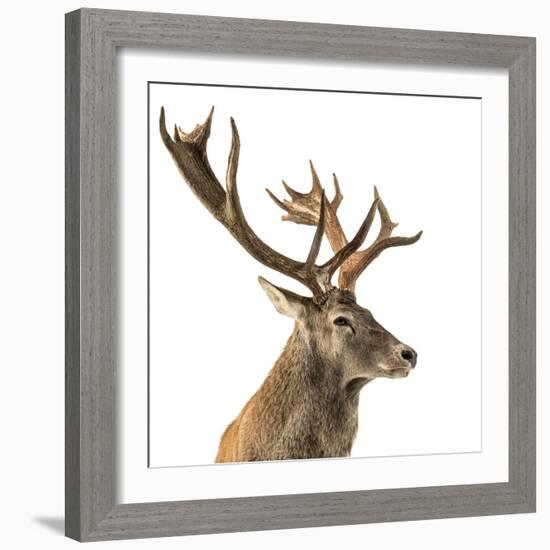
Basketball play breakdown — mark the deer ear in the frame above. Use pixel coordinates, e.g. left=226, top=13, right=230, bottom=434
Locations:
left=258, top=276, right=306, bottom=319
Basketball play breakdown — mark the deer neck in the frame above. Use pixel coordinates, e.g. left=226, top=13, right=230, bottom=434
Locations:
left=261, top=326, right=360, bottom=458
left=272, top=327, right=341, bottom=394
left=275, top=326, right=364, bottom=401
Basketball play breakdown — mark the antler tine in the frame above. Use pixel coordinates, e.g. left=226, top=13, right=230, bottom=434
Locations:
left=309, top=160, right=323, bottom=192
left=373, top=185, right=398, bottom=239
left=160, top=106, right=226, bottom=218
left=304, top=191, right=326, bottom=272
left=331, top=173, right=344, bottom=212
left=160, top=107, right=348, bottom=299
left=338, top=188, right=422, bottom=291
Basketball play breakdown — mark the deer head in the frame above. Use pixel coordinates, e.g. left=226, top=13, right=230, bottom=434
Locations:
left=159, top=107, right=422, bottom=392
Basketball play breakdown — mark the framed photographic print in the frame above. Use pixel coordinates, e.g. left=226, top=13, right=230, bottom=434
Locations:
left=65, top=8, right=536, bottom=542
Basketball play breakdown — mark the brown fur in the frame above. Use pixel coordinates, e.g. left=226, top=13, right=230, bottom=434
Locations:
left=216, top=327, right=359, bottom=462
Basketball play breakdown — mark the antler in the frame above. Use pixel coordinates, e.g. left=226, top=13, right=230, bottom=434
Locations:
left=160, top=107, right=379, bottom=302
left=267, top=162, right=422, bottom=292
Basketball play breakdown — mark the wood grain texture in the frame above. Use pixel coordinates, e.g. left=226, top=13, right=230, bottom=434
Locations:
left=65, top=8, right=536, bottom=542
left=65, top=10, right=81, bottom=541
left=66, top=8, right=117, bottom=540
left=507, top=42, right=536, bottom=508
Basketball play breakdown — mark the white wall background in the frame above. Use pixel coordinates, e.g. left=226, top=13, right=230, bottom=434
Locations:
left=0, top=0, right=546, bottom=548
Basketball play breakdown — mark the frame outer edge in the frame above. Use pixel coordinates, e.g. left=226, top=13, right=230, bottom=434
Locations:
left=65, top=8, right=82, bottom=542
left=65, top=8, right=537, bottom=541
left=508, top=38, right=536, bottom=510
left=66, top=8, right=118, bottom=541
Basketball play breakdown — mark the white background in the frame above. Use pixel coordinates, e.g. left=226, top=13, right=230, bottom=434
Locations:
left=0, top=0, right=547, bottom=549
left=149, top=76, right=484, bottom=467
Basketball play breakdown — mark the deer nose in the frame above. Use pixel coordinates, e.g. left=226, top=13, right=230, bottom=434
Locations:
left=400, top=347, right=417, bottom=368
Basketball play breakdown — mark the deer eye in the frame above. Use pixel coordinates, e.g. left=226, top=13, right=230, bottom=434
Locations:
left=334, top=316, right=349, bottom=326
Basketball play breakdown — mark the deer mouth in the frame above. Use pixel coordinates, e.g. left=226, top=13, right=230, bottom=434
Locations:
left=378, top=363, right=412, bottom=378
left=388, top=366, right=412, bottom=378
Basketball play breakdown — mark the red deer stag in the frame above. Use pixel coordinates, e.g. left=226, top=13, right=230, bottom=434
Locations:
left=159, top=107, right=422, bottom=463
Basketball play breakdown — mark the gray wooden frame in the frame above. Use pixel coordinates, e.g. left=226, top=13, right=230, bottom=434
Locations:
left=65, top=8, right=536, bottom=542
